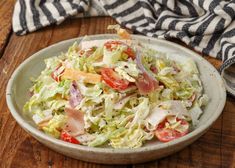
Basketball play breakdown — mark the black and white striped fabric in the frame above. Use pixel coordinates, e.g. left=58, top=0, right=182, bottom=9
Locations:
left=13, top=0, right=107, bottom=35
left=13, top=0, right=235, bottom=96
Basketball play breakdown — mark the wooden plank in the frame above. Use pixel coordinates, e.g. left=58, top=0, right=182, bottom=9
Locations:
left=0, top=16, right=234, bottom=168
left=203, top=56, right=222, bottom=70
left=0, top=0, right=15, bottom=56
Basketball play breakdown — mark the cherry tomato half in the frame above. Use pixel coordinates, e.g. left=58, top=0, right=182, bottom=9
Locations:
left=101, top=68, right=129, bottom=91
left=155, top=118, right=189, bottom=142
left=60, top=131, right=80, bottom=144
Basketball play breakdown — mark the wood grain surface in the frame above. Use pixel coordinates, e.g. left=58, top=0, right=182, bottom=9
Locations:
left=0, top=0, right=15, bottom=56
left=0, top=14, right=235, bottom=168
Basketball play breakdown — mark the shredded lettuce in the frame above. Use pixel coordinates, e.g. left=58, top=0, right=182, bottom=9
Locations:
left=130, top=97, right=150, bottom=127
left=42, top=114, right=67, bottom=138
left=181, top=58, right=199, bottom=74
left=109, top=126, right=153, bottom=148
left=176, top=81, right=194, bottom=100
left=115, top=61, right=140, bottom=82
left=103, top=45, right=126, bottom=65
left=24, top=38, right=208, bottom=148
left=88, top=132, right=110, bottom=147
left=157, top=75, right=180, bottom=91
left=189, top=103, right=203, bottom=127
left=104, top=94, right=116, bottom=119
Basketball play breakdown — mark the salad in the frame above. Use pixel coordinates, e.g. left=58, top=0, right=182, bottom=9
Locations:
left=24, top=25, right=208, bottom=148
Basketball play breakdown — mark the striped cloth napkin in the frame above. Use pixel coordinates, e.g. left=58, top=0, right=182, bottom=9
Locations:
left=13, top=0, right=235, bottom=96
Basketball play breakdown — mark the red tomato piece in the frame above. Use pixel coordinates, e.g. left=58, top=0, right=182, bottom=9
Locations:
left=150, top=65, right=158, bottom=73
left=101, top=68, right=129, bottom=91
left=124, top=47, right=135, bottom=59
left=51, top=63, right=64, bottom=82
left=60, top=131, right=80, bottom=144
left=155, top=119, right=189, bottom=142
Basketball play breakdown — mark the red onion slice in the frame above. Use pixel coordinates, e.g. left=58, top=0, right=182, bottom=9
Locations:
left=64, top=108, right=85, bottom=137
left=69, top=81, right=83, bottom=108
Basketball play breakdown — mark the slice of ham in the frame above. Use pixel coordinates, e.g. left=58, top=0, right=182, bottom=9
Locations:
left=135, top=49, right=159, bottom=94
left=135, top=72, right=158, bottom=95
left=64, top=108, right=85, bottom=137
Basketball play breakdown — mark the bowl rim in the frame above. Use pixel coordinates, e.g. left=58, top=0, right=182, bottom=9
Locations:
left=6, top=34, right=226, bottom=154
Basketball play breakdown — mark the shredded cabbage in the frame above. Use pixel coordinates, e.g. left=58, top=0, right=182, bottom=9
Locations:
left=42, top=114, right=67, bottom=138
left=24, top=35, right=208, bottom=148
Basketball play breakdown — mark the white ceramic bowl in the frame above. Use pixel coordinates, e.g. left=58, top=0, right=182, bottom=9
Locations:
left=6, top=34, right=226, bottom=164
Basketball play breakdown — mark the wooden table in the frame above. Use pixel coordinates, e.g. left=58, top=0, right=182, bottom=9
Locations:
left=0, top=3, right=235, bottom=167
